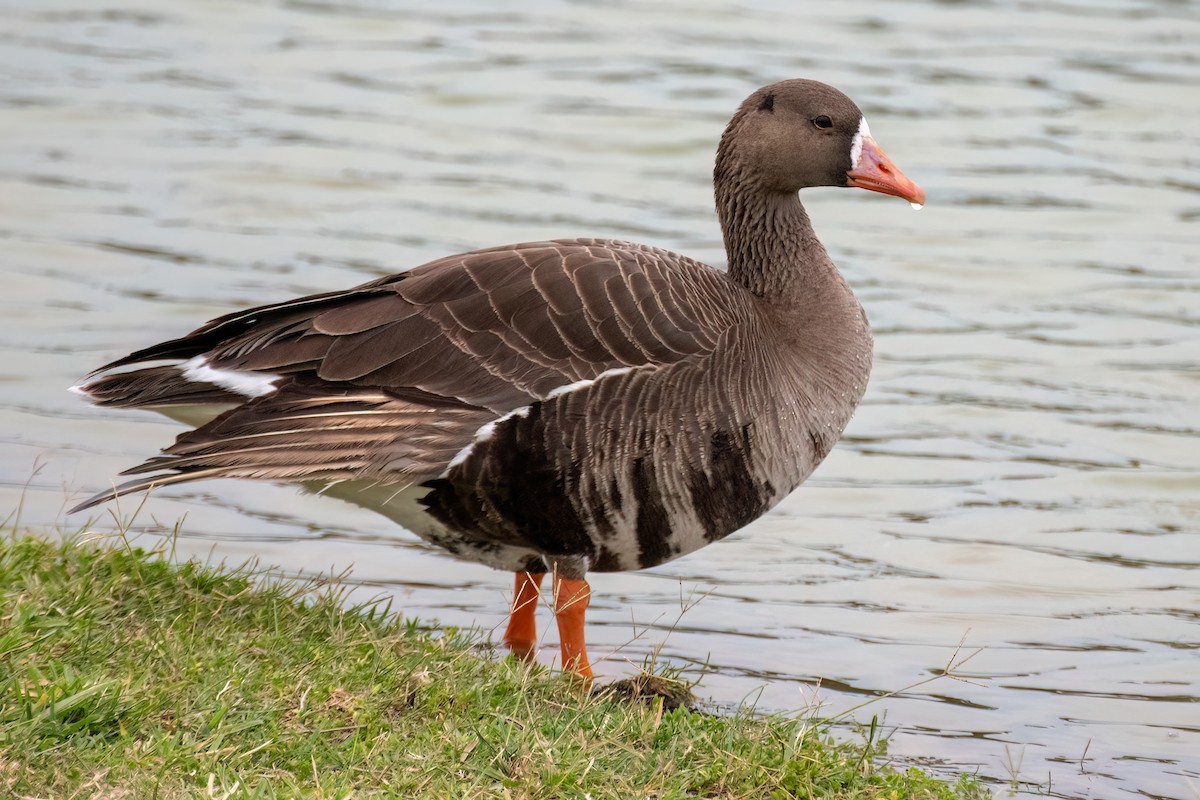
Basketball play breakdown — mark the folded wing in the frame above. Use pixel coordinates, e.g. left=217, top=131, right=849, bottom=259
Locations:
left=73, top=238, right=745, bottom=510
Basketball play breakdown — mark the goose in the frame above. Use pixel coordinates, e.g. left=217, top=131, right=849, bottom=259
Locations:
left=71, top=79, right=923, bottom=679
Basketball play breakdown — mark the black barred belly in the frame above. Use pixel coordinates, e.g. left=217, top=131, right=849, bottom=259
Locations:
left=420, top=404, right=779, bottom=574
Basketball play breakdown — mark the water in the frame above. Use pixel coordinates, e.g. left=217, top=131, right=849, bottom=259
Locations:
left=2, top=1, right=1198, bottom=796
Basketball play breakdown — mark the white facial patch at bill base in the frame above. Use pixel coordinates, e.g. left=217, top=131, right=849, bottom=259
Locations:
left=181, top=355, right=280, bottom=398
left=849, top=116, right=872, bottom=170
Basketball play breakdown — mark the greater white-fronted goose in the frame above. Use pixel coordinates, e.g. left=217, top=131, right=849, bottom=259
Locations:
left=72, top=79, right=923, bottom=678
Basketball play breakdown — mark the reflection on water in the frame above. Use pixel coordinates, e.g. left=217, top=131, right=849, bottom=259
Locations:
left=2, top=1, right=1198, bottom=797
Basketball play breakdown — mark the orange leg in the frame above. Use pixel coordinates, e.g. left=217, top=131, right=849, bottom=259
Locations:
left=553, top=577, right=592, bottom=680
left=503, top=571, right=544, bottom=663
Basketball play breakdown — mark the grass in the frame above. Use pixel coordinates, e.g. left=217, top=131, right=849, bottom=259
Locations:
left=0, top=528, right=988, bottom=799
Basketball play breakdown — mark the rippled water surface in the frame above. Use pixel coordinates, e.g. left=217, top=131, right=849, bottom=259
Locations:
left=2, top=1, right=1198, bottom=796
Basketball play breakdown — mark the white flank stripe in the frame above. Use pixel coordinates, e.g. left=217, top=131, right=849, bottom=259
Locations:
left=181, top=355, right=280, bottom=398
left=444, top=405, right=531, bottom=472
left=544, top=366, right=633, bottom=400
left=849, top=116, right=872, bottom=170
left=443, top=367, right=634, bottom=474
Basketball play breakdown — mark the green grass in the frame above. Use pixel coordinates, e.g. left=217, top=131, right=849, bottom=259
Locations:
left=0, top=530, right=988, bottom=799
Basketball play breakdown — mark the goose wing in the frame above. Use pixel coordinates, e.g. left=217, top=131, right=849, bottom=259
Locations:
left=74, top=238, right=747, bottom=511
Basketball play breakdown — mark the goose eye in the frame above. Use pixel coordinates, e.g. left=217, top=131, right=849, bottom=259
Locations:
left=813, top=115, right=833, bottom=130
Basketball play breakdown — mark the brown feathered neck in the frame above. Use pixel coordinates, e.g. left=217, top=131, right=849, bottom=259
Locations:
left=713, top=109, right=832, bottom=301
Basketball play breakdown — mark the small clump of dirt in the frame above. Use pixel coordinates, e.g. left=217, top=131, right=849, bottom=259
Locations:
left=596, top=674, right=697, bottom=712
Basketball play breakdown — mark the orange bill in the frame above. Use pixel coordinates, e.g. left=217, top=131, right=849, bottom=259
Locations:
left=847, top=137, right=925, bottom=206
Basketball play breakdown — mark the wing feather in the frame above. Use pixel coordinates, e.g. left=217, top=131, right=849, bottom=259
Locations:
left=70, top=381, right=494, bottom=513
